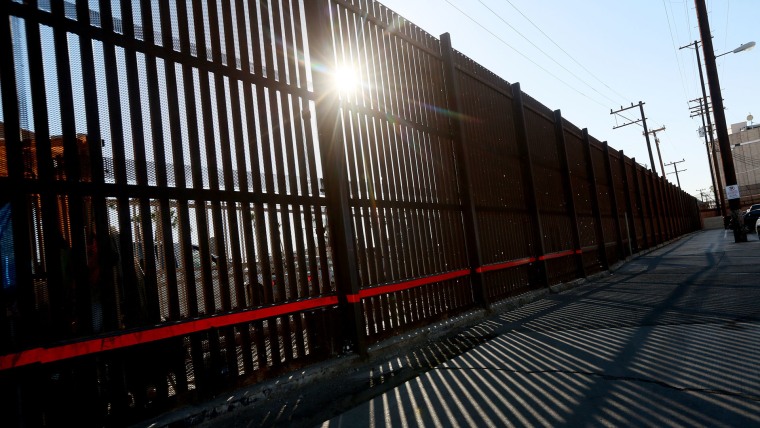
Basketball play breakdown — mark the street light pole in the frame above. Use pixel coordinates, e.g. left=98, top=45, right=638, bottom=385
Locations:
left=694, top=0, right=747, bottom=242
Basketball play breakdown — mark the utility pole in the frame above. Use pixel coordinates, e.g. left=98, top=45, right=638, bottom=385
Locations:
left=665, top=159, right=686, bottom=188
left=697, top=188, right=707, bottom=202
left=681, top=39, right=727, bottom=217
left=694, top=0, right=746, bottom=242
left=611, top=102, right=657, bottom=175
left=688, top=95, right=725, bottom=215
left=646, top=126, right=667, bottom=177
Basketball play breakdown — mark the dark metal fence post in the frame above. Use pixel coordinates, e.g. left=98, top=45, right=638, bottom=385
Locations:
left=304, top=0, right=367, bottom=356
left=603, top=142, right=625, bottom=260
left=683, top=189, right=690, bottom=233
left=657, top=176, right=672, bottom=241
left=582, top=129, right=609, bottom=270
left=662, top=180, right=674, bottom=239
left=646, top=172, right=663, bottom=244
left=440, top=33, right=489, bottom=308
left=619, top=152, right=638, bottom=254
left=631, top=159, right=649, bottom=250
left=554, top=110, right=585, bottom=278
left=663, top=179, right=673, bottom=240
left=669, top=183, right=680, bottom=236
left=682, top=189, right=690, bottom=233
left=663, top=178, right=679, bottom=239
left=512, top=84, right=549, bottom=286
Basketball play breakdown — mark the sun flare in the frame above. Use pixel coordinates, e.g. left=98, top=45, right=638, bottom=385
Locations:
left=333, top=65, right=359, bottom=95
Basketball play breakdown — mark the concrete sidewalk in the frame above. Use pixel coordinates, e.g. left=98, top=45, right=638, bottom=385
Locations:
left=146, top=230, right=760, bottom=427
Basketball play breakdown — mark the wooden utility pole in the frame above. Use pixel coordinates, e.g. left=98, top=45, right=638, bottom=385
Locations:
left=697, top=188, right=707, bottom=202
left=681, top=38, right=727, bottom=217
left=646, top=126, right=667, bottom=178
left=694, top=0, right=746, bottom=242
left=611, top=102, right=658, bottom=175
left=689, top=96, right=725, bottom=215
left=665, top=159, right=686, bottom=188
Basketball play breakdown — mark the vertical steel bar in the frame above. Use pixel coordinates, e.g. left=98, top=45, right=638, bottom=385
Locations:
left=582, top=129, right=608, bottom=270
left=140, top=0, right=183, bottom=320
left=180, top=1, right=213, bottom=316
left=279, top=0, right=309, bottom=357
left=641, top=167, right=660, bottom=244
left=620, top=155, right=639, bottom=255
left=204, top=0, right=240, bottom=379
left=630, top=157, right=646, bottom=251
left=97, top=0, right=140, bottom=329
left=206, top=0, right=233, bottom=312
left=21, top=5, right=64, bottom=336
left=649, top=172, right=664, bottom=243
left=511, top=84, right=548, bottom=286
left=0, top=7, right=36, bottom=345
left=603, top=142, right=625, bottom=260
left=74, top=0, right=118, bottom=333
left=553, top=110, right=585, bottom=278
left=656, top=175, right=671, bottom=241
left=304, top=0, right=367, bottom=355
left=222, top=0, right=251, bottom=311
left=51, top=0, right=91, bottom=333
left=238, top=0, right=271, bottom=368
left=223, top=0, right=255, bottom=373
left=439, top=33, right=488, bottom=307
left=126, top=0, right=161, bottom=324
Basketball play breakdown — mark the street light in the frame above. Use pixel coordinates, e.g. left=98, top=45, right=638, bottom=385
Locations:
left=693, top=0, right=752, bottom=242
left=715, top=41, right=756, bottom=58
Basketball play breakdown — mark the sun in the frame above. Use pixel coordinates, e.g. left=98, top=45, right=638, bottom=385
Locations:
left=333, top=65, right=359, bottom=96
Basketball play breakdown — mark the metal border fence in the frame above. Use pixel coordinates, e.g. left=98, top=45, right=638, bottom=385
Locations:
left=0, top=0, right=700, bottom=425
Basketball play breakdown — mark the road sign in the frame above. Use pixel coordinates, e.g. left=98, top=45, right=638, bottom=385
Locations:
left=726, top=184, right=741, bottom=200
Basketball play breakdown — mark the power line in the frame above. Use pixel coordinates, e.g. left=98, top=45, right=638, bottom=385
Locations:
left=498, top=0, right=631, bottom=105
left=441, top=0, right=610, bottom=109
left=443, top=0, right=667, bottom=132
left=475, top=0, right=621, bottom=107
left=662, top=0, right=691, bottom=103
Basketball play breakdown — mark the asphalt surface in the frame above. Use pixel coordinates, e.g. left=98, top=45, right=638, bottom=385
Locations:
left=142, top=229, right=760, bottom=427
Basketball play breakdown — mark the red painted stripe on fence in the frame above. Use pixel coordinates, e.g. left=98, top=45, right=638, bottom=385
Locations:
left=538, top=250, right=577, bottom=261
left=475, top=257, right=536, bottom=273
left=0, top=296, right=339, bottom=371
left=349, top=269, right=470, bottom=301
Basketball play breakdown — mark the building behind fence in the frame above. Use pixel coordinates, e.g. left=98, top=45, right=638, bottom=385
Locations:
left=0, top=0, right=700, bottom=425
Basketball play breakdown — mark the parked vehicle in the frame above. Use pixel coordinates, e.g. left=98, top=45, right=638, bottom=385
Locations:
left=742, top=204, right=760, bottom=227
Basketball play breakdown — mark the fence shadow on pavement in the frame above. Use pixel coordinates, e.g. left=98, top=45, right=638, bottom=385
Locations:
left=313, top=230, right=760, bottom=427
left=167, top=230, right=760, bottom=428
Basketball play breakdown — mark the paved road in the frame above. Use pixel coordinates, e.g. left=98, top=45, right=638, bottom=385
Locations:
left=148, top=230, right=760, bottom=427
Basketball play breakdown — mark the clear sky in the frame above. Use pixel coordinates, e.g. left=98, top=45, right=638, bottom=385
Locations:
left=378, top=0, right=759, bottom=202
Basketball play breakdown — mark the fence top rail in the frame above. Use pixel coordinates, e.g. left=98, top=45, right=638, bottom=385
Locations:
left=333, top=0, right=442, bottom=57
left=521, top=91, right=556, bottom=122
left=562, top=119, right=584, bottom=139
left=453, top=48, right=512, bottom=92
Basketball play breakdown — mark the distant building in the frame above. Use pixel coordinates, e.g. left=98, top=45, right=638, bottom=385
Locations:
left=713, top=119, right=760, bottom=206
